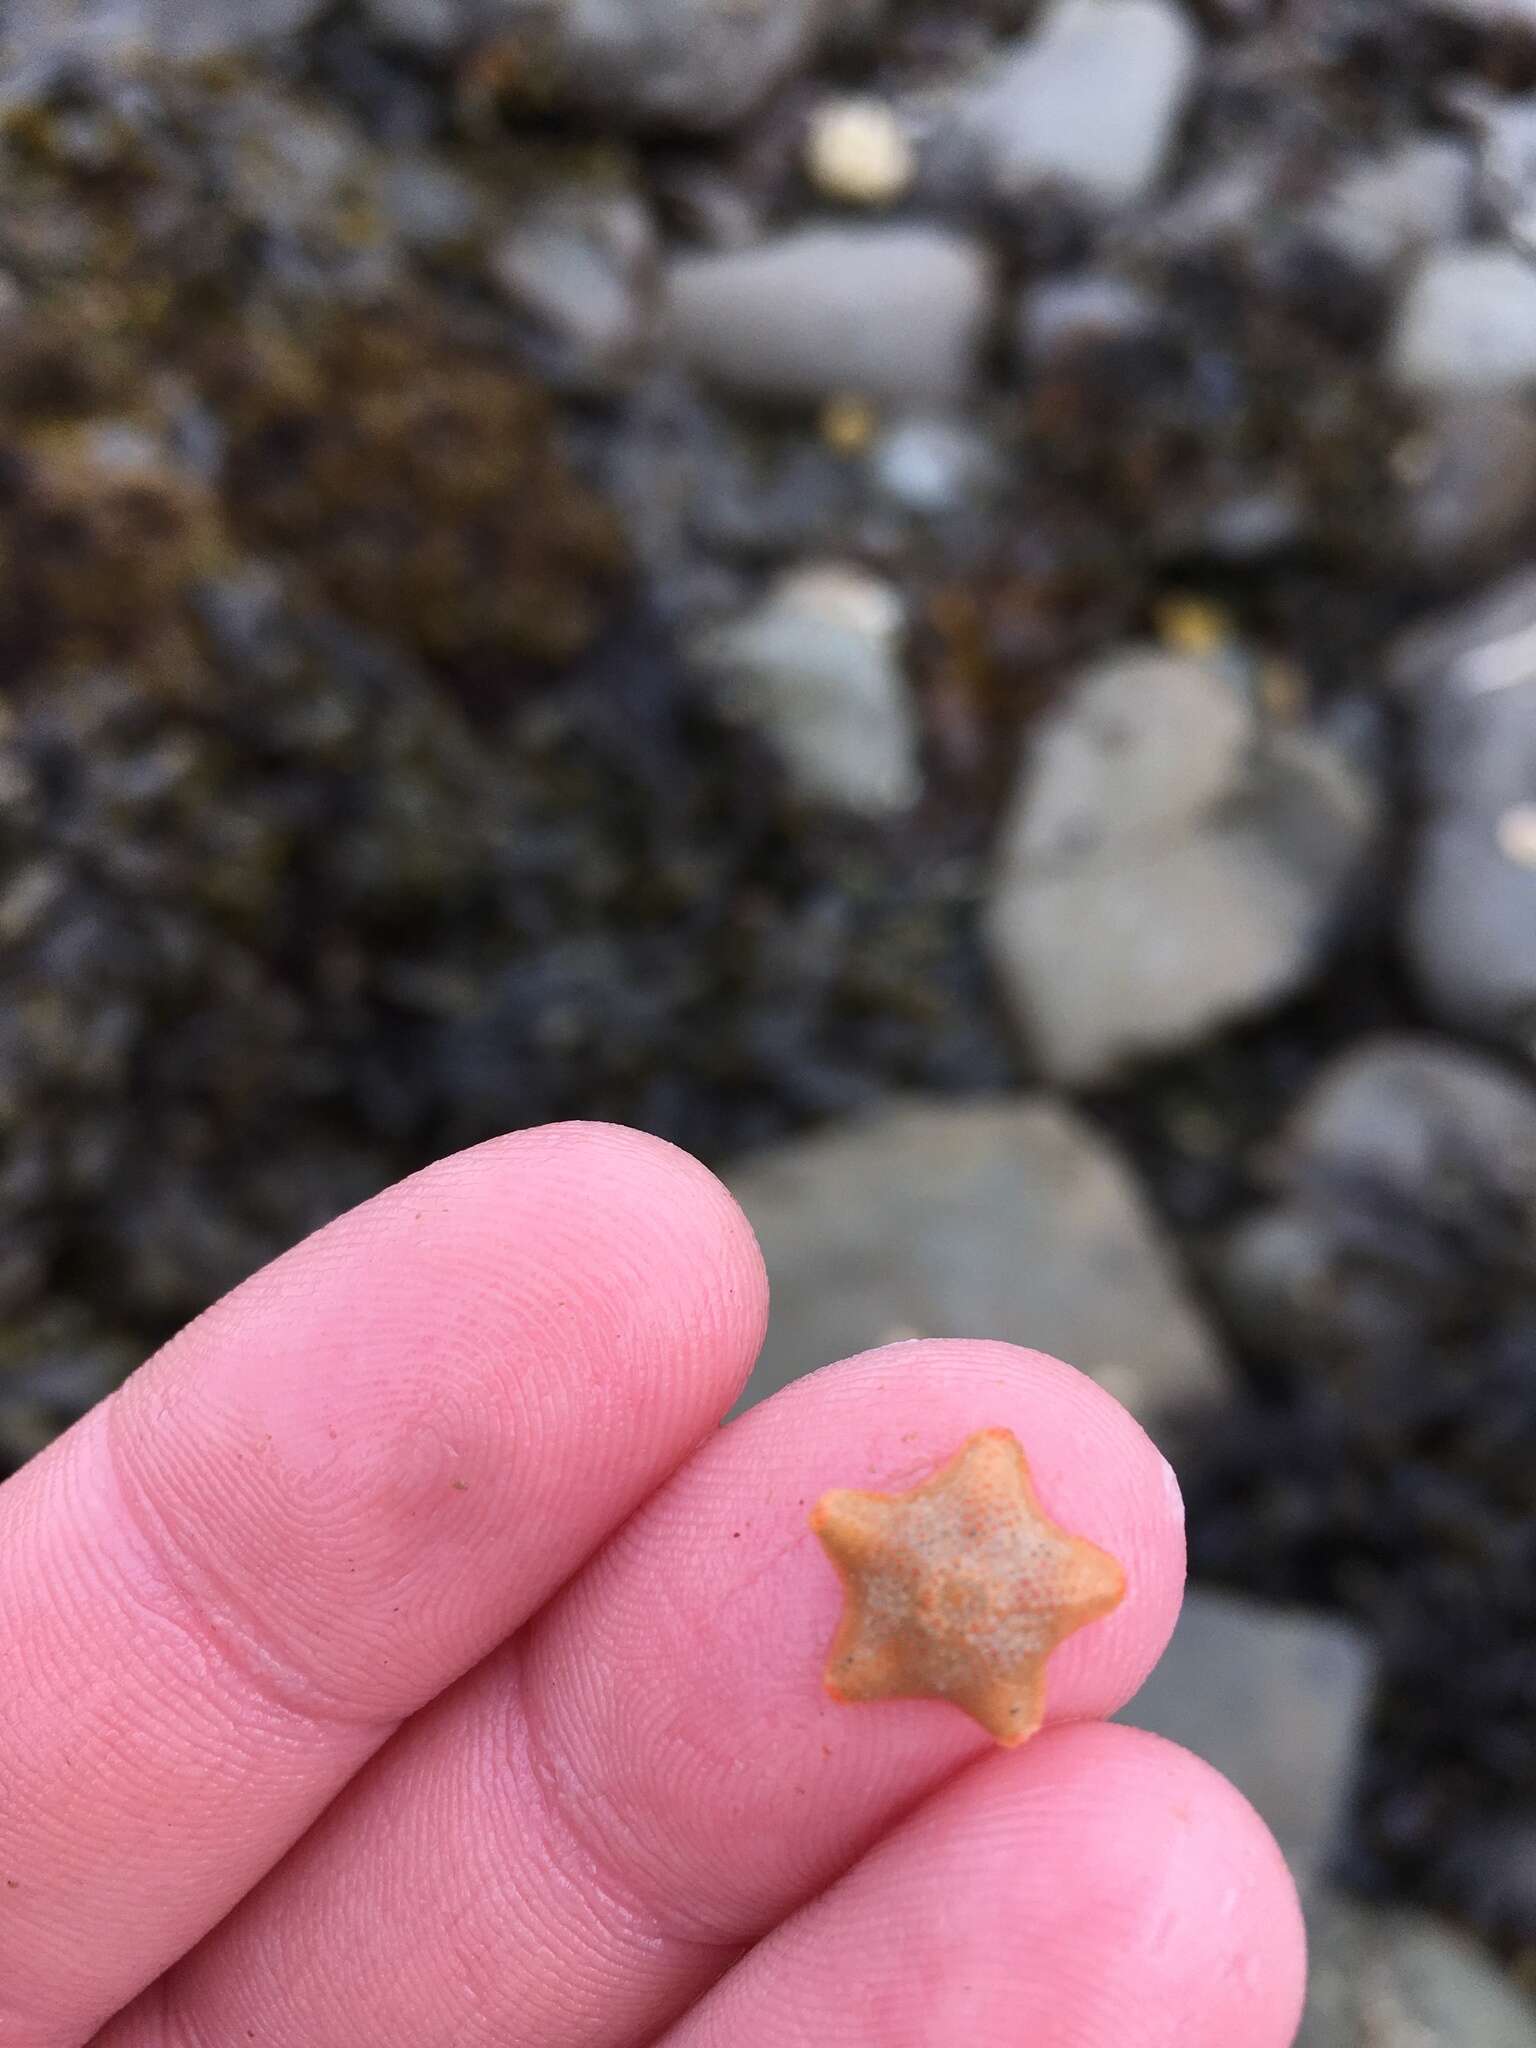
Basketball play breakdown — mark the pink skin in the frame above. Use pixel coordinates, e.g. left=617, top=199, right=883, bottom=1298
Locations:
left=0, top=1124, right=1307, bottom=2048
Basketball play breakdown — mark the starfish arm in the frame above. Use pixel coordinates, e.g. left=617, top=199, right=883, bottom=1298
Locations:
left=955, top=1664, right=1050, bottom=1748
left=809, top=1488, right=895, bottom=1568
left=1055, top=1541, right=1127, bottom=1630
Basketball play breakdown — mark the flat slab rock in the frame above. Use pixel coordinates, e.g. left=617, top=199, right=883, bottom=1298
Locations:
left=1119, top=1589, right=1375, bottom=1890
left=724, top=1096, right=1227, bottom=1441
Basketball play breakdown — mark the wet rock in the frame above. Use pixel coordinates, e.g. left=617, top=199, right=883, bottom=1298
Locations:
left=1392, top=572, right=1536, bottom=1047
left=960, top=0, right=1201, bottom=212
left=1121, top=1592, right=1376, bottom=1888
left=1390, top=245, right=1536, bottom=395
left=984, top=649, right=1376, bottom=1085
left=363, top=0, right=820, bottom=132
left=664, top=225, right=992, bottom=406
left=1300, top=1893, right=1536, bottom=2048
left=1314, top=138, right=1475, bottom=273
left=725, top=1096, right=1229, bottom=1438
left=1216, top=1035, right=1536, bottom=1360
left=691, top=565, right=919, bottom=815
left=492, top=191, right=656, bottom=389
left=1398, top=399, right=1536, bottom=571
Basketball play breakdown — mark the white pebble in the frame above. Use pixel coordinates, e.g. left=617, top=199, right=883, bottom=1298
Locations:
left=806, top=100, right=915, bottom=207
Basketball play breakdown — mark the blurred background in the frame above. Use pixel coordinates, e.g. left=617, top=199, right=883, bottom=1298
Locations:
left=3, top=0, right=1536, bottom=2036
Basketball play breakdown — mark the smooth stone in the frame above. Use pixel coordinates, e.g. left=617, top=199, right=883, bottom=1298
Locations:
left=665, top=226, right=992, bottom=405
left=1314, top=137, right=1475, bottom=272
left=994, top=650, right=1251, bottom=867
left=1286, top=1034, right=1536, bottom=1202
left=1121, top=1591, right=1376, bottom=1888
left=1300, top=1892, right=1536, bottom=2047
left=1455, top=87, right=1536, bottom=249
left=1390, top=245, right=1536, bottom=395
left=1391, top=573, right=1536, bottom=1046
left=985, top=650, right=1376, bottom=1085
left=1216, top=1035, right=1536, bottom=1357
left=693, top=565, right=920, bottom=816
left=725, top=1096, right=1229, bottom=1439
left=962, top=0, right=1201, bottom=211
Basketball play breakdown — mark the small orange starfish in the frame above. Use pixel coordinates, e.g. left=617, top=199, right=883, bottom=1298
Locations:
left=810, top=1429, right=1126, bottom=1747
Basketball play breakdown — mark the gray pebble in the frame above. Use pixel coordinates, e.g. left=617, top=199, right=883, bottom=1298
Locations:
left=960, top=0, right=1201, bottom=212
left=691, top=564, right=919, bottom=816
left=1390, top=245, right=1536, bottom=395
left=493, top=193, right=655, bottom=389
left=1392, top=572, right=1536, bottom=1047
left=985, top=649, right=1377, bottom=1084
left=1216, top=1034, right=1536, bottom=1358
left=1312, top=137, right=1475, bottom=273
left=868, top=415, right=993, bottom=515
left=664, top=225, right=993, bottom=406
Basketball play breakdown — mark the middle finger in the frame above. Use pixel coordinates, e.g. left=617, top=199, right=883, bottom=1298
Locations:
left=105, top=1340, right=1185, bottom=2048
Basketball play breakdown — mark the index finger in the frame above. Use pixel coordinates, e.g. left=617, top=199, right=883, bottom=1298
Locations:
left=0, top=1122, right=767, bottom=2048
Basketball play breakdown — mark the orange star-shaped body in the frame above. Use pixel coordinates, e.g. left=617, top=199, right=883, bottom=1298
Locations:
left=810, top=1429, right=1126, bottom=1747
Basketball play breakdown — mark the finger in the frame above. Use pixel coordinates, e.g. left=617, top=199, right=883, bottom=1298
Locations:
left=660, top=1724, right=1307, bottom=2048
left=0, top=1123, right=766, bottom=2048
left=106, top=1340, right=1185, bottom=2048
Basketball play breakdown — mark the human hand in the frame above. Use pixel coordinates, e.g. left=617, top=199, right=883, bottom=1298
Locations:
left=0, top=1124, right=1306, bottom=2047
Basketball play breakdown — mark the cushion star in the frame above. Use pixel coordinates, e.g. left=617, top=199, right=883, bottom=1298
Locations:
left=809, top=1428, right=1126, bottom=1747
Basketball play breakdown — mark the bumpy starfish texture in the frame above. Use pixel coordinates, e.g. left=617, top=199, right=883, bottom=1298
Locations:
left=810, top=1428, right=1126, bottom=1747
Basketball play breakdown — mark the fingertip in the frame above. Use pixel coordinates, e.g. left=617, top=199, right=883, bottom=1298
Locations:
left=661, top=1716, right=1308, bottom=2048
left=482, top=1122, right=774, bottom=1389
left=1007, top=1723, right=1309, bottom=2045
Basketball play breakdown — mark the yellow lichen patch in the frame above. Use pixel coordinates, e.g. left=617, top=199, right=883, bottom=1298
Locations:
left=810, top=1429, right=1126, bottom=1746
